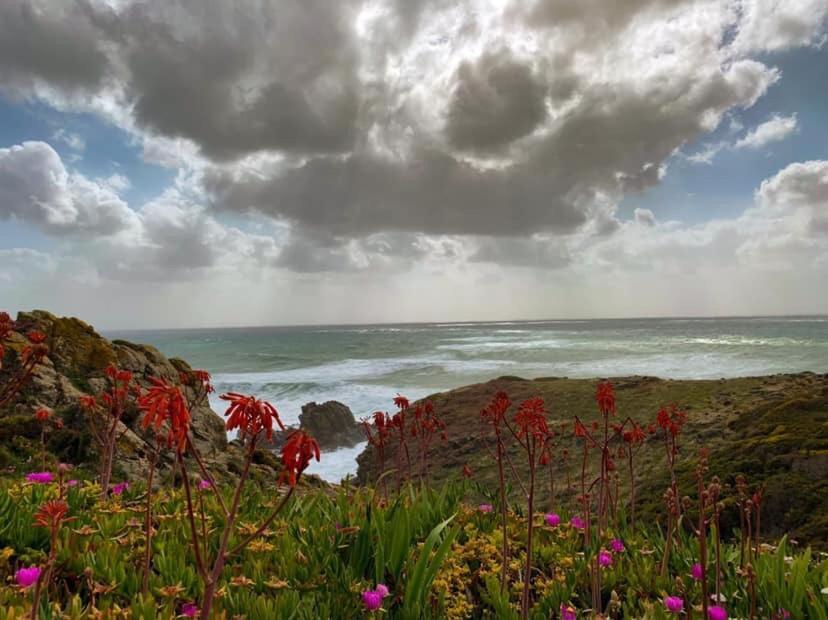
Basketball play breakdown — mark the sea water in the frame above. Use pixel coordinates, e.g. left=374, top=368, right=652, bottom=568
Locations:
left=108, top=316, right=828, bottom=481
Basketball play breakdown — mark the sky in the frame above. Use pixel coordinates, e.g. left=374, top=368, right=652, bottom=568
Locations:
left=0, top=0, right=827, bottom=329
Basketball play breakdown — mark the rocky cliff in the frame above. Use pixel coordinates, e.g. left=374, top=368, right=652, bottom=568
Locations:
left=0, top=310, right=277, bottom=482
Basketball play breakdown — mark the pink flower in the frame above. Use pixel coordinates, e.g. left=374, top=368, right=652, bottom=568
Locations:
left=181, top=602, right=199, bottom=617
left=598, top=550, right=613, bottom=567
left=708, top=606, right=728, bottom=620
left=478, top=503, right=493, bottom=513
left=25, top=472, right=53, bottom=484
left=375, top=583, right=390, bottom=598
left=15, top=566, right=41, bottom=589
left=362, top=590, right=383, bottom=611
left=610, top=538, right=625, bottom=553
left=664, top=596, right=684, bottom=614
left=545, top=513, right=561, bottom=527
left=570, top=515, right=585, bottom=530
left=560, top=603, right=577, bottom=620
left=198, top=478, right=212, bottom=490
left=111, top=482, right=129, bottom=496
left=67, top=479, right=78, bottom=487
left=691, top=562, right=704, bottom=581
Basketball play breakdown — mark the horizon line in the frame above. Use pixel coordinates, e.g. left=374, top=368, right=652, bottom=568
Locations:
left=101, top=312, right=828, bottom=334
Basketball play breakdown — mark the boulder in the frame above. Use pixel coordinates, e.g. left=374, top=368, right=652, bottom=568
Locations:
left=298, top=401, right=364, bottom=450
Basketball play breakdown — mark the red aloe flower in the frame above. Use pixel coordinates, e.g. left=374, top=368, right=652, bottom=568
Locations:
left=280, top=430, right=321, bottom=487
left=26, top=331, right=47, bottom=345
left=596, top=380, right=616, bottom=416
left=221, top=392, right=284, bottom=441
left=138, top=377, right=191, bottom=452
left=34, top=408, right=51, bottom=423
left=193, top=369, right=214, bottom=393
left=34, top=499, right=70, bottom=530
left=78, top=394, right=97, bottom=410
left=481, top=391, right=511, bottom=429
left=574, top=419, right=588, bottom=438
left=393, top=394, right=410, bottom=411
left=514, top=397, right=549, bottom=440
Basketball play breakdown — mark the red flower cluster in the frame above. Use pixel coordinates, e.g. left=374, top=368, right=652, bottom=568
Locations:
left=138, top=377, right=192, bottom=452
left=34, top=499, right=70, bottom=530
left=34, top=408, right=51, bottom=423
left=221, top=392, right=284, bottom=441
left=481, top=391, right=511, bottom=429
left=280, top=430, right=320, bottom=487
left=623, top=423, right=647, bottom=445
left=410, top=401, right=446, bottom=441
left=656, top=404, right=687, bottom=437
left=596, top=381, right=616, bottom=416
left=514, top=397, right=549, bottom=441
left=179, top=369, right=215, bottom=394
left=101, top=364, right=137, bottom=410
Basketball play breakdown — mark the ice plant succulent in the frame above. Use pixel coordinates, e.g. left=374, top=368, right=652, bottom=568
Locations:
left=545, top=512, right=561, bottom=527
left=25, top=472, right=54, bottom=484
left=664, top=596, right=684, bottom=614
left=15, top=566, right=40, bottom=589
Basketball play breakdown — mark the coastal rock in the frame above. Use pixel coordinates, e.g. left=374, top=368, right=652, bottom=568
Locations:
left=1, top=310, right=276, bottom=483
left=300, top=401, right=364, bottom=449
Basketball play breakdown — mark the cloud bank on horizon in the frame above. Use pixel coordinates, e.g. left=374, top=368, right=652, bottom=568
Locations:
left=0, top=0, right=826, bottom=328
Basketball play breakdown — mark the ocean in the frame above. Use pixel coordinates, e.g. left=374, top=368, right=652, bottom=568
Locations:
left=108, top=316, right=828, bottom=482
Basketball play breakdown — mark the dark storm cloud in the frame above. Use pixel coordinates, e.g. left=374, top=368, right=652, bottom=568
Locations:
left=204, top=148, right=590, bottom=237
left=207, top=57, right=774, bottom=238
left=0, top=0, right=110, bottom=94
left=111, top=0, right=362, bottom=160
left=445, top=50, right=548, bottom=152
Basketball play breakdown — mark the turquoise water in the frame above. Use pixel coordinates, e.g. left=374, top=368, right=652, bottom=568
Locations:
left=108, top=316, right=828, bottom=481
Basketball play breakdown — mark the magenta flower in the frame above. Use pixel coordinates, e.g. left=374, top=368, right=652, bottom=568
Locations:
left=560, top=603, right=577, bottom=620
left=708, top=606, right=728, bottom=620
left=545, top=513, right=561, bottom=527
left=478, top=503, right=493, bottom=513
left=362, top=589, right=383, bottom=611
left=375, top=583, right=390, bottom=598
left=111, top=482, right=129, bottom=496
left=67, top=479, right=79, bottom=487
left=664, top=596, right=684, bottom=614
left=25, top=472, right=54, bottom=484
left=570, top=515, right=585, bottom=530
left=198, top=478, right=212, bottom=490
left=691, top=562, right=704, bottom=581
left=15, top=566, right=41, bottom=589
left=610, top=538, right=625, bottom=553
left=180, top=603, right=199, bottom=617
left=598, top=550, right=613, bottom=567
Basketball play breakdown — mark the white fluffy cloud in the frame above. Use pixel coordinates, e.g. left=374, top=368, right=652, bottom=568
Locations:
left=734, top=114, right=799, bottom=149
left=0, top=142, right=138, bottom=236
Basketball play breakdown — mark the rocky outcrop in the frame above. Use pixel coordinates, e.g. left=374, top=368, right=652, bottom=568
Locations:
left=0, top=310, right=275, bottom=483
left=298, top=401, right=364, bottom=450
